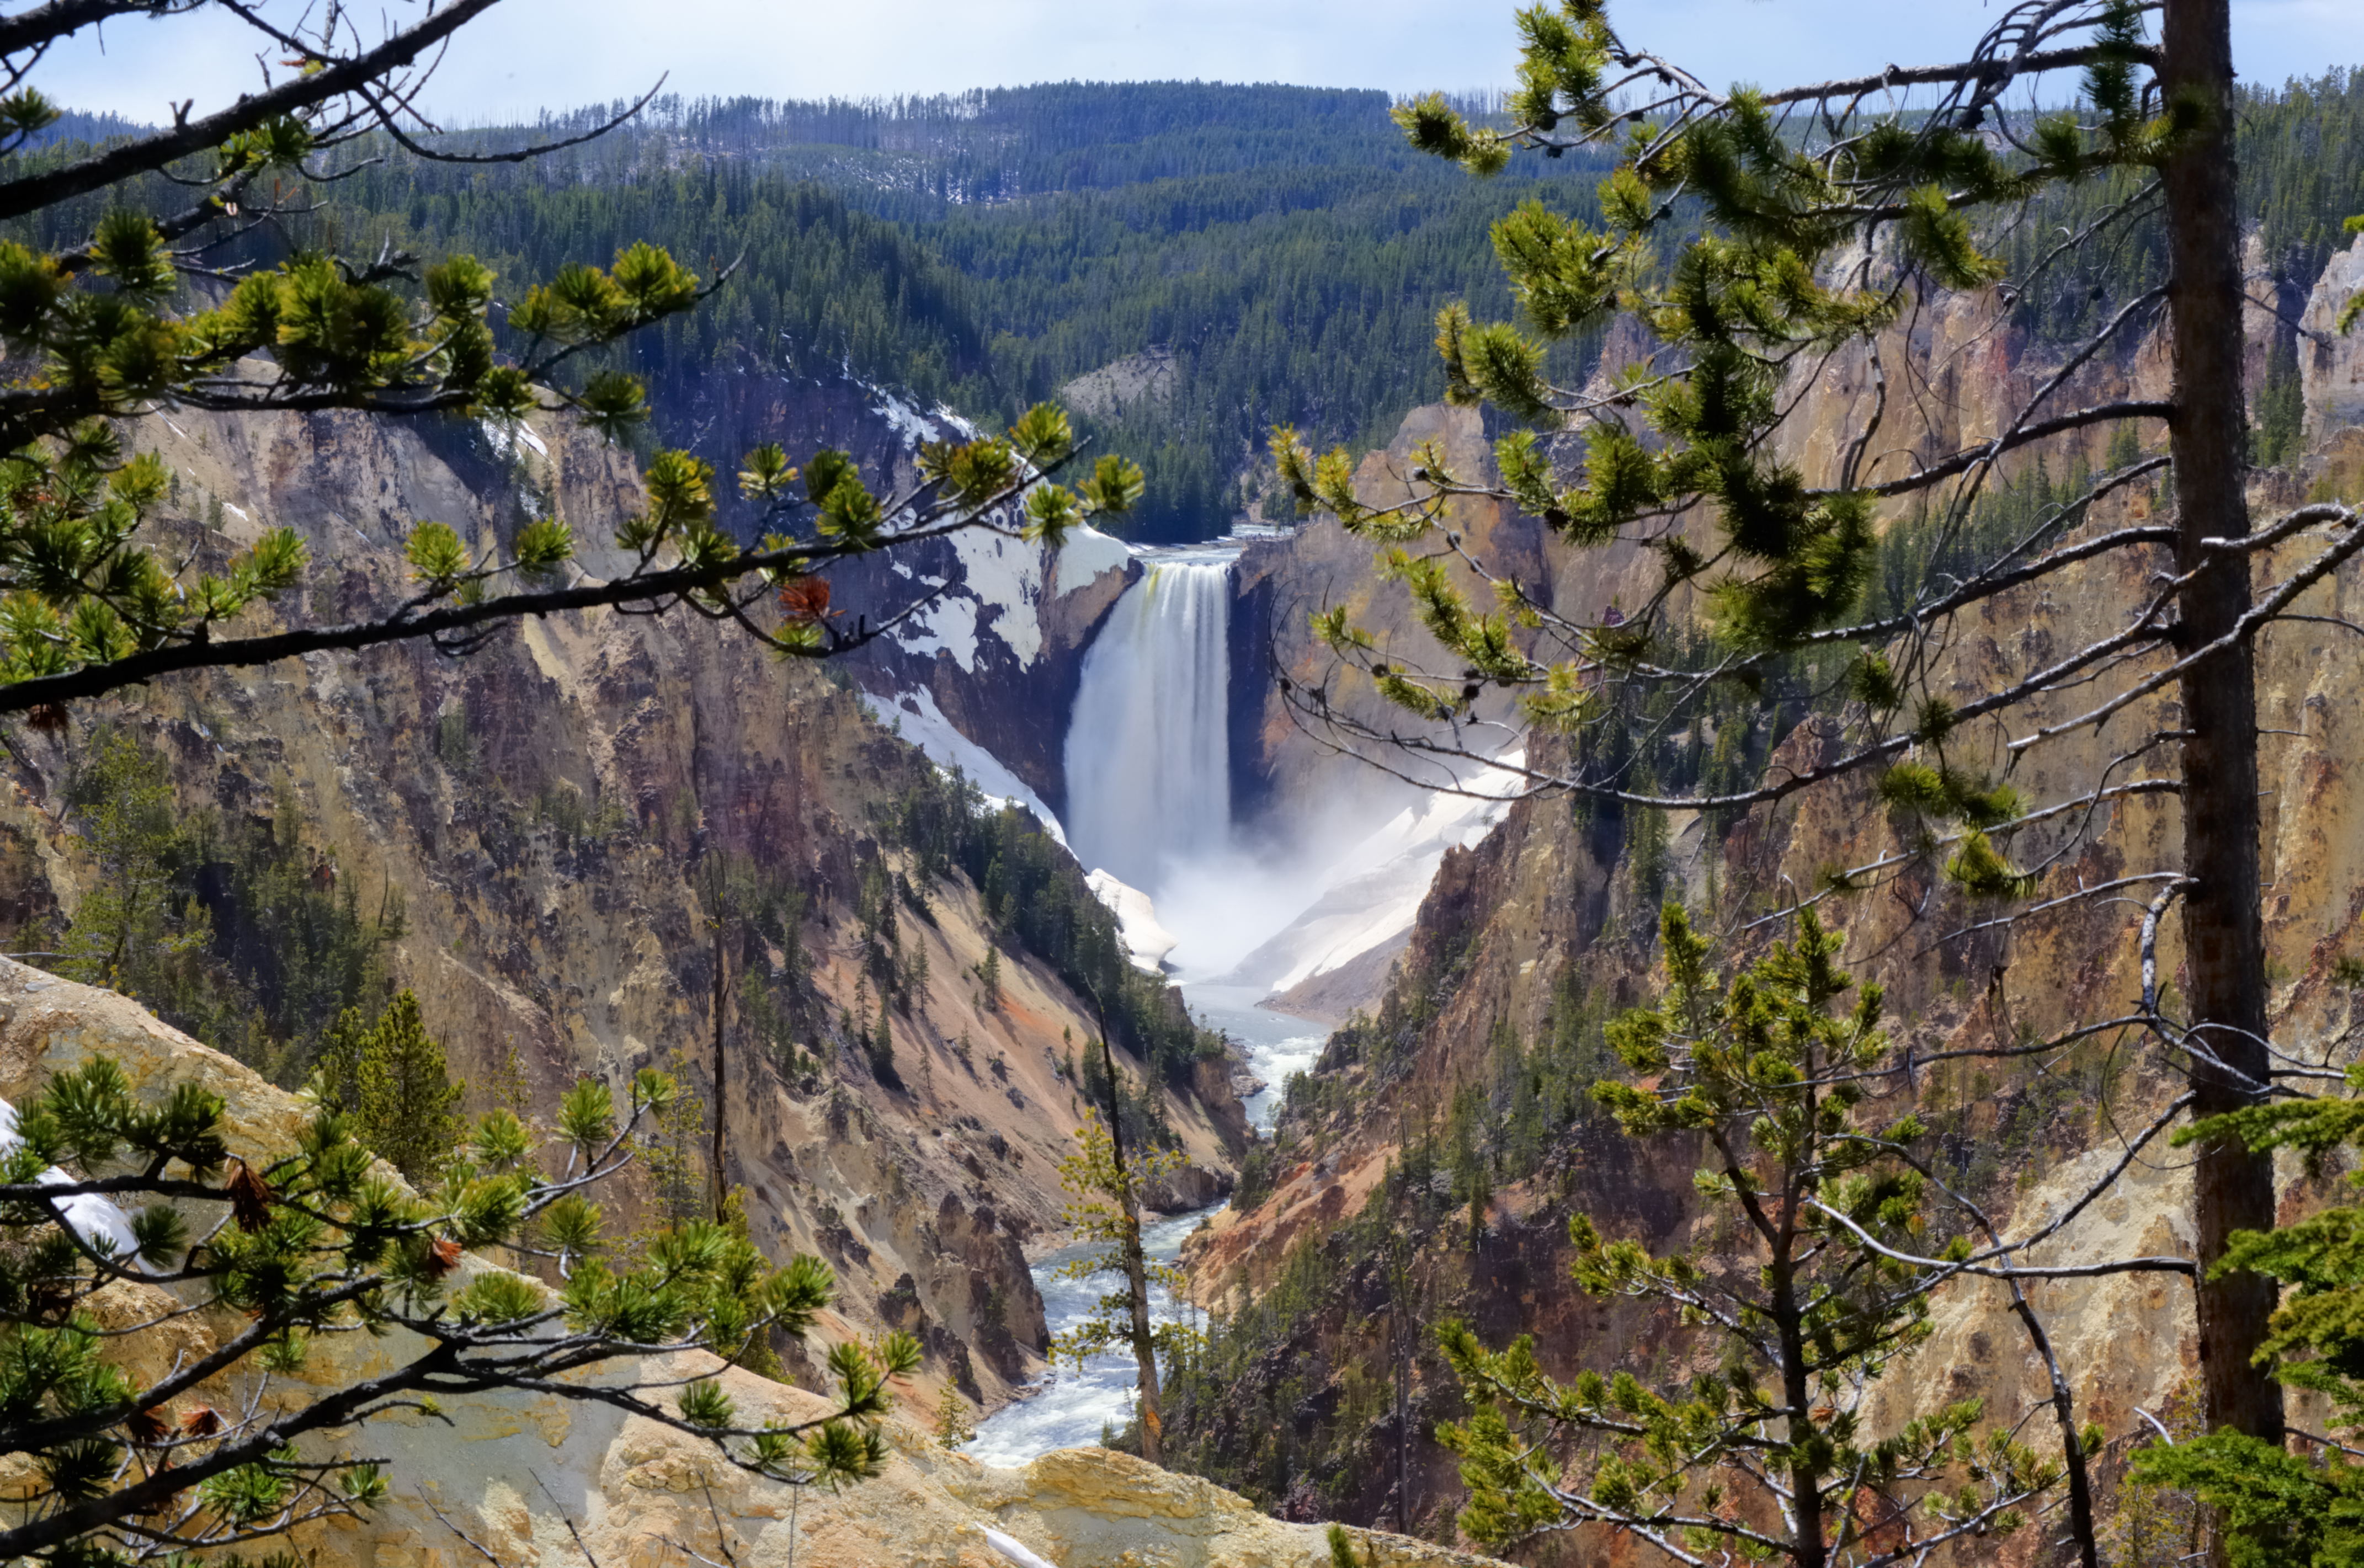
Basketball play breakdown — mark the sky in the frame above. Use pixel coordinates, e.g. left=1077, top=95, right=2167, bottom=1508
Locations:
left=31, top=0, right=2357, bottom=128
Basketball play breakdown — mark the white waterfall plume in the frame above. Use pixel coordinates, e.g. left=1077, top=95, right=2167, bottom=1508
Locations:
left=1062, top=557, right=1233, bottom=900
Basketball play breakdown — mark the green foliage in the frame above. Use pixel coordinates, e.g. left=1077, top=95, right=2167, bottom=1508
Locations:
left=1257, top=6, right=2364, bottom=945
left=1437, top=907, right=2060, bottom=1560
left=2257, top=332, right=2307, bottom=466
left=2132, top=1435, right=2364, bottom=1567
left=56, top=732, right=400, bottom=1079
left=933, top=1380, right=976, bottom=1448
left=1326, top=1522, right=1377, bottom=1568
left=632, top=1046, right=712, bottom=1228
left=1047, top=1107, right=1194, bottom=1374
left=0, top=1048, right=890, bottom=1568
left=254, top=84, right=1605, bottom=546
left=0, top=84, right=1151, bottom=712
left=2128, top=1081, right=2364, bottom=1565
left=0, top=171, right=713, bottom=690
left=54, top=729, right=209, bottom=1001
left=1867, top=453, right=2101, bottom=622
left=1995, top=71, right=2364, bottom=347
left=873, top=762, right=1217, bottom=1112
left=315, top=991, right=463, bottom=1186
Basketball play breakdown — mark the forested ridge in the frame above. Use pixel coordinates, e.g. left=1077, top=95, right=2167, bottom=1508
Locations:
left=102, top=82, right=1607, bottom=542
left=34, top=76, right=2363, bottom=541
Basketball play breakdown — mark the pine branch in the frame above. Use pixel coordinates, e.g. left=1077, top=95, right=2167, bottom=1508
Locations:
left=0, top=0, right=194, bottom=61
left=0, top=0, right=508, bottom=222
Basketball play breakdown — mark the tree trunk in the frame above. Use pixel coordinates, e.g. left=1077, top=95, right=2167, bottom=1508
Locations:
left=1392, top=1242, right=1412, bottom=1537
left=2159, top=0, right=2283, bottom=1463
left=711, top=913, right=728, bottom=1223
left=1771, top=1240, right=1825, bottom=1568
left=1096, top=1023, right=1164, bottom=1463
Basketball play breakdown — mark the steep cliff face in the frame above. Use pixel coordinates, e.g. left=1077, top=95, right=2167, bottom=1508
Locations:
left=0, top=391, right=1241, bottom=1422
left=650, top=356, right=1143, bottom=818
left=1173, top=239, right=2364, bottom=1540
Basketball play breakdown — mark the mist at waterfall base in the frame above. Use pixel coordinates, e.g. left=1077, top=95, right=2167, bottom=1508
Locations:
left=1061, top=551, right=1402, bottom=979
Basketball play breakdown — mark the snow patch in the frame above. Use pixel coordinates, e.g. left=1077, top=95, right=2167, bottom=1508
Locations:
left=896, top=594, right=981, bottom=671
left=1052, top=525, right=1134, bottom=590
left=949, top=529, right=1044, bottom=666
left=980, top=1529, right=1058, bottom=1568
left=865, top=382, right=981, bottom=449
left=876, top=687, right=1065, bottom=846
left=481, top=418, right=548, bottom=459
left=0, top=1099, right=145, bottom=1271
left=897, top=529, right=1046, bottom=671
left=1085, top=871, right=1178, bottom=973
left=871, top=390, right=943, bottom=449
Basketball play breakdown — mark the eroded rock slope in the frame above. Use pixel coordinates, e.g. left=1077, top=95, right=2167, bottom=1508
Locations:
left=0, top=390, right=1242, bottom=1422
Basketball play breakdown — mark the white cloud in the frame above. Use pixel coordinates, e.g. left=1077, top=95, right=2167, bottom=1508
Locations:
left=30, top=0, right=2354, bottom=126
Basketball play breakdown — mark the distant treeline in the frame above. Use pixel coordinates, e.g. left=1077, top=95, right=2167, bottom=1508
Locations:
left=28, top=74, right=2364, bottom=541
left=280, top=81, right=1612, bottom=542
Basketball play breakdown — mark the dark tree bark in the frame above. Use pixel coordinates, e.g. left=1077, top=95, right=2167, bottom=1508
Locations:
left=2159, top=0, right=2283, bottom=1463
left=1388, top=1235, right=1414, bottom=1536
left=711, top=910, right=729, bottom=1223
left=1095, top=1018, right=1164, bottom=1463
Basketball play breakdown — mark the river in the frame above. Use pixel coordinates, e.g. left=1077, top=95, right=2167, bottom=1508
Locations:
left=964, top=983, right=1324, bottom=1464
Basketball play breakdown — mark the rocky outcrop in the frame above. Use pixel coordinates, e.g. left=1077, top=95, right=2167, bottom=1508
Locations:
left=680, top=365, right=1143, bottom=817
left=1060, top=348, right=1178, bottom=422
left=585, top=353, right=1142, bottom=818
left=838, top=510, right=1140, bottom=820
left=2302, top=233, right=2364, bottom=445
left=1142, top=1159, right=1233, bottom=1214
left=380, top=1369, right=1511, bottom=1568
left=0, top=957, right=1498, bottom=1568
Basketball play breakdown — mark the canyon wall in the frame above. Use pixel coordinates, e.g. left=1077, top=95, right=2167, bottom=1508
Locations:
left=0, top=380, right=1242, bottom=1426
left=1172, top=236, right=2364, bottom=1542
left=637, top=354, right=1142, bottom=820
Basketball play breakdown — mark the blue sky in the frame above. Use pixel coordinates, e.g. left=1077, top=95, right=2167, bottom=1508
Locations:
left=33, top=0, right=2356, bottom=126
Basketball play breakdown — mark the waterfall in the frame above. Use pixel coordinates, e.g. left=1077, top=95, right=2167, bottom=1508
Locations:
left=1063, top=558, right=1232, bottom=894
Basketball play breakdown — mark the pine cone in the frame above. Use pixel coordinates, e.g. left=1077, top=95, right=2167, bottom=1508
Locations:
left=225, top=1160, right=276, bottom=1233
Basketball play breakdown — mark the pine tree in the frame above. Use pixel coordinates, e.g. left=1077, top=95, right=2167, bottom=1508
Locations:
left=870, top=991, right=898, bottom=1087
left=314, top=1005, right=370, bottom=1120
left=1438, top=909, right=2070, bottom=1563
left=352, top=991, right=465, bottom=1186
left=2254, top=333, right=2304, bottom=466
left=2125, top=1075, right=2364, bottom=1562
left=978, top=946, right=1003, bottom=1011
left=906, top=933, right=930, bottom=1009
left=0, top=8, right=1143, bottom=719
left=57, top=732, right=206, bottom=998
left=933, top=1383, right=976, bottom=1448
left=1050, top=1103, right=1187, bottom=1462
left=0, top=1050, right=911, bottom=1568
